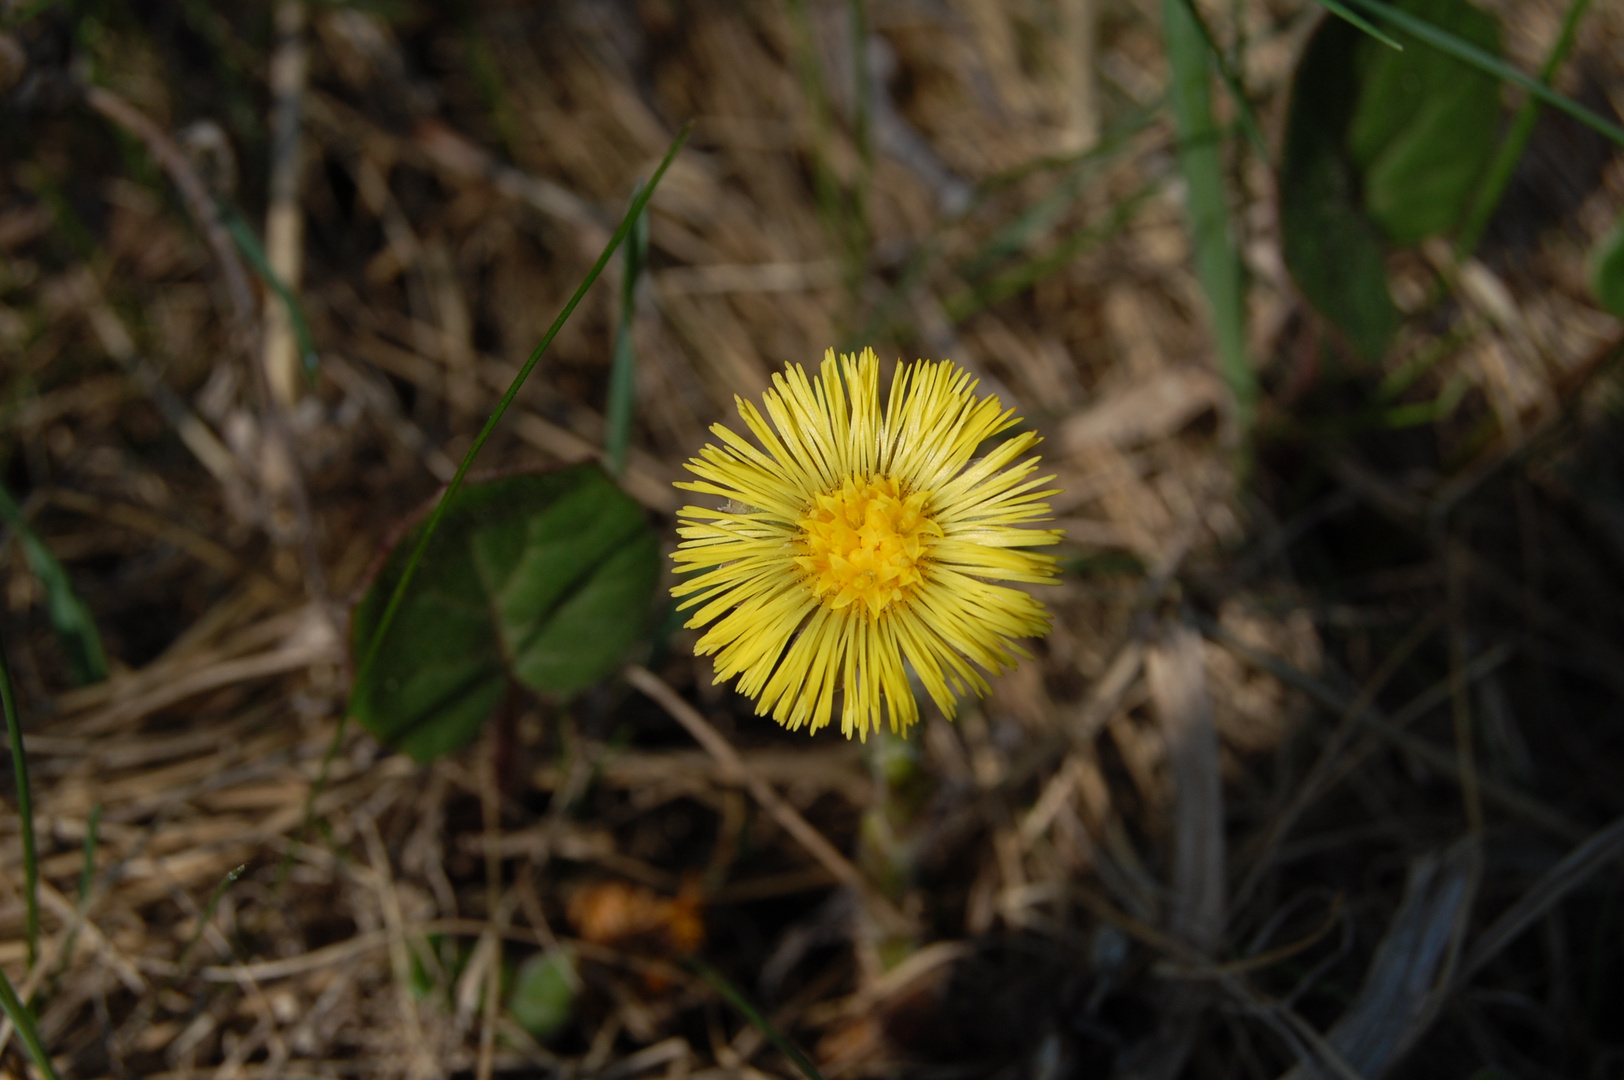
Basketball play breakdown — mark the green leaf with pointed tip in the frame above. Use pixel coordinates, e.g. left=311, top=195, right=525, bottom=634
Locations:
left=350, top=465, right=659, bottom=762
left=1346, top=0, right=1501, bottom=245
left=1281, top=18, right=1402, bottom=362
left=0, top=482, right=107, bottom=685
left=1589, top=217, right=1624, bottom=319
left=1280, top=0, right=1502, bottom=360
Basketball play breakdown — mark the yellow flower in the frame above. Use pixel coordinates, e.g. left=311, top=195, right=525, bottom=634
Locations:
left=671, top=348, right=1063, bottom=739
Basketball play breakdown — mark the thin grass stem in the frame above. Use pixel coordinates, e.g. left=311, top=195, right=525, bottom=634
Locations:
left=0, top=483, right=108, bottom=685
left=177, top=864, right=247, bottom=967
left=606, top=182, right=650, bottom=478
left=218, top=199, right=320, bottom=384
left=682, top=957, right=826, bottom=1080
left=1309, top=0, right=1404, bottom=50
left=853, top=103, right=1161, bottom=348
left=1455, top=0, right=1593, bottom=256
left=0, top=968, right=59, bottom=1080
left=780, top=0, right=847, bottom=255
left=943, top=183, right=1156, bottom=322
left=56, top=802, right=101, bottom=981
left=1174, top=0, right=1270, bottom=160
left=1163, top=0, right=1255, bottom=433
left=0, top=636, right=40, bottom=968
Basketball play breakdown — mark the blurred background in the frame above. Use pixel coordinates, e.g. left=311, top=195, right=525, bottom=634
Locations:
left=2, top=0, right=1623, bottom=1077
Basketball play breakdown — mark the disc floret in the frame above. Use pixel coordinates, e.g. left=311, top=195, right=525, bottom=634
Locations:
left=795, top=476, right=943, bottom=618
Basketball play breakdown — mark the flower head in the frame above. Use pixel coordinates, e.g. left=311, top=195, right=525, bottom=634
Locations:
left=672, top=348, right=1062, bottom=739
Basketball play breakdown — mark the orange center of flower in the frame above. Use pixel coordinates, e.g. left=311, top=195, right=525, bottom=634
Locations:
left=795, top=476, right=942, bottom=617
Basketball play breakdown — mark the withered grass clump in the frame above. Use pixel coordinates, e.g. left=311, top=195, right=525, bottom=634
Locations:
left=2, top=2, right=1624, bottom=1078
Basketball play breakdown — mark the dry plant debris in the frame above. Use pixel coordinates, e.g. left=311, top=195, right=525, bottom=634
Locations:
left=1, top=0, right=1623, bottom=1078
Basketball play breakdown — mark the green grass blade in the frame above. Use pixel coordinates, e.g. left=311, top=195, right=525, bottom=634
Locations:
left=0, top=483, right=108, bottom=685
left=853, top=103, right=1161, bottom=348
left=0, top=966, right=60, bottom=1080
left=176, top=864, right=247, bottom=967
left=1310, top=0, right=1405, bottom=50
left=1342, top=0, right=1624, bottom=148
left=975, top=99, right=1165, bottom=196
left=1175, top=0, right=1271, bottom=159
left=1163, top=0, right=1255, bottom=432
left=943, top=183, right=1155, bottom=322
left=0, top=636, right=40, bottom=969
left=1456, top=0, right=1593, bottom=255
left=56, top=802, right=102, bottom=978
left=781, top=0, right=863, bottom=279
left=956, top=130, right=1144, bottom=285
left=218, top=201, right=321, bottom=383
left=77, top=803, right=101, bottom=903
left=683, top=957, right=826, bottom=1080
left=606, top=182, right=650, bottom=478
left=458, top=14, right=523, bottom=161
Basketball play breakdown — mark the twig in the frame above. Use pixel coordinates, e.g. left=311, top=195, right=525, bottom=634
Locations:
left=1230, top=609, right=1445, bottom=916
left=83, top=85, right=328, bottom=602
left=359, top=815, right=438, bottom=1079
left=624, top=664, right=911, bottom=934
left=1147, top=620, right=1224, bottom=951
left=1446, top=548, right=1485, bottom=832
left=83, top=87, right=256, bottom=323
left=1457, top=812, right=1624, bottom=987
left=477, top=711, right=506, bottom=1080
left=71, top=266, right=244, bottom=487
left=263, top=0, right=311, bottom=405
left=1203, top=618, right=1585, bottom=842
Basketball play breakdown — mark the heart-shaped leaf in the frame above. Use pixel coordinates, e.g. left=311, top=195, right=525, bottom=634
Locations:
left=1281, top=0, right=1502, bottom=360
left=350, top=465, right=660, bottom=762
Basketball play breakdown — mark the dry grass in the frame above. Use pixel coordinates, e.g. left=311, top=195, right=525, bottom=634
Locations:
left=2, top=0, right=1624, bottom=1078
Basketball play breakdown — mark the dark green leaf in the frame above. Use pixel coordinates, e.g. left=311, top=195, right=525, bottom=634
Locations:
left=350, top=465, right=659, bottom=762
left=1279, top=0, right=1502, bottom=360
left=1346, top=0, right=1501, bottom=244
left=1280, top=19, right=1401, bottom=361
left=1588, top=217, right=1624, bottom=319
